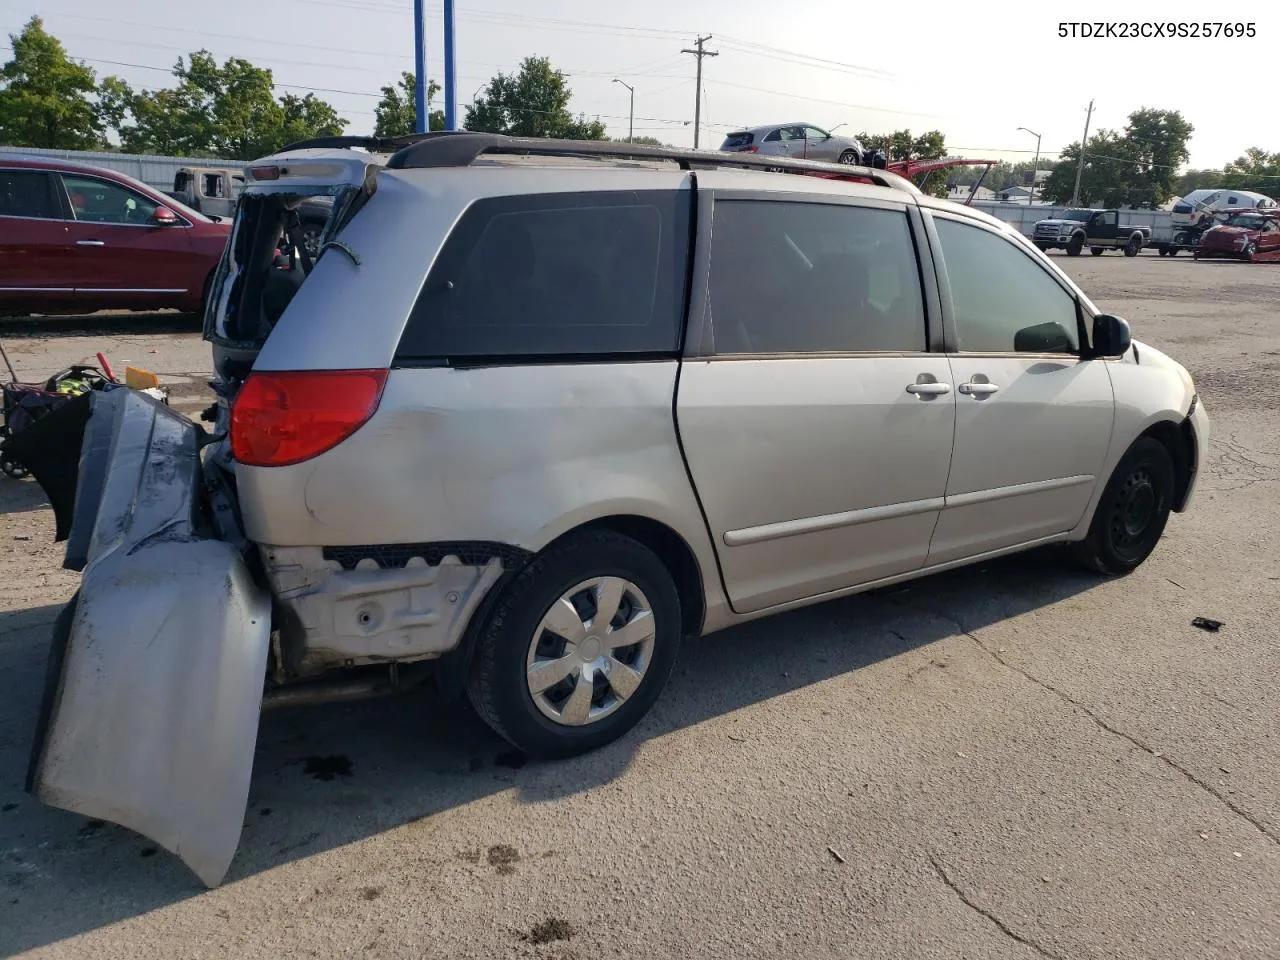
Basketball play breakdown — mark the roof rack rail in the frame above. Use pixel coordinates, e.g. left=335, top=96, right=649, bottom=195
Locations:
left=382, top=132, right=920, bottom=194
left=275, top=130, right=475, bottom=155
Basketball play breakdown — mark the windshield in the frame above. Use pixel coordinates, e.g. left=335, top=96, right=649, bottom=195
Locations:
left=1063, top=209, right=1094, bottom=222
left=1225, top=214, right=1269, bottom=229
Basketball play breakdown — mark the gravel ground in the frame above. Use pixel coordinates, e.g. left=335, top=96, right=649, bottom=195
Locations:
left=1, top=254, right=1278, bottom=960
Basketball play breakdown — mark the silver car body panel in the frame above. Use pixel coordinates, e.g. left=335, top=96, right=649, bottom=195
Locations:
left=29, top=388, right=271, bottom=889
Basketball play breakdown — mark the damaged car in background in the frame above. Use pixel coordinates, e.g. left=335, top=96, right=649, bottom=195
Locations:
left=18, top=132, right=1209, bottom=890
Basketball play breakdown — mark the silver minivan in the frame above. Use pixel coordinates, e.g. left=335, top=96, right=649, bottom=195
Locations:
left=20, top=133, right=1209, bottom=889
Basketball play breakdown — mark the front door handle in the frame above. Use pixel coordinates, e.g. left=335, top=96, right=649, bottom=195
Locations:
left=906, top=381, right=951, bottom=397
left=958, top=381, right=1000, bottom=397
left=76, top=240, right=105, bottom=247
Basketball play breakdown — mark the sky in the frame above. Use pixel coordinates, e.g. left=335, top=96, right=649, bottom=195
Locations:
left=1, top=0, right=1274, bottom=171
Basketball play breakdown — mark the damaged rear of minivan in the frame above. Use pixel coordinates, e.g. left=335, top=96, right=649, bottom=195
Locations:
left=21, top=147, right=385, bottom=889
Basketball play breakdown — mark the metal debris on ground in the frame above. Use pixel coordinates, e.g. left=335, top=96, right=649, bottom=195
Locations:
left=1192, top=617, right=1224, bottom=632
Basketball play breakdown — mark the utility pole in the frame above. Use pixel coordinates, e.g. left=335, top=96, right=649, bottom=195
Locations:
left=413, top=0, right=427, bottom=133
left=613, top=79, right=635, bottom=143
left=1070, top=99, right=1094, bottom=207
left=681, top=35, right=718, bottom=149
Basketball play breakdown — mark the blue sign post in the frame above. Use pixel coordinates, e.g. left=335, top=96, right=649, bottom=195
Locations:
left=413, top=0, right=428, bottom=133
left=444, top=0, right=457, bottom=130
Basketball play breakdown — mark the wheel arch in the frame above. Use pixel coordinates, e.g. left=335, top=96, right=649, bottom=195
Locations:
left=1140, top=417, right=1196, bottom=512
left=432, top=514, right=709, bottom=702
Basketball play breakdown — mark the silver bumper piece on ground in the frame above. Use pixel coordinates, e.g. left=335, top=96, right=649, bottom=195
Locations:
left=26, top=387, right=271, bottom=889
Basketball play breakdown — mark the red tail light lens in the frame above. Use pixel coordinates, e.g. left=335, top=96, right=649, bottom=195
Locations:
left=231, top=369, right=388, bottom=467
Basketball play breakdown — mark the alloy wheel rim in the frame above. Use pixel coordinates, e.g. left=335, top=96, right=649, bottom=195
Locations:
left=525, top=577, right=656, bottom=727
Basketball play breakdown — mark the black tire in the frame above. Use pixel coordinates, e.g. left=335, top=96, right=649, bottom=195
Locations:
left=466, top=530, right=683, bottom=760
left=1066, top=234, right=1084, bottom=257
left=1034, top=242, right=1049, bottom=252
left=837, top=150, right=858, bottom=165
left=1169, top=248, right=1178, bottom=257
left=1124, top=236, right=1141, bottom=257
left=1090, top=246, right=1105, bottom=256
left=1072, top=437, right=1175, bottom=576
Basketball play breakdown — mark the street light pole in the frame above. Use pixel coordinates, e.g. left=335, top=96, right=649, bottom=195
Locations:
left=613, top=79, right=635, bottom=143
left=1017, top=126, right=1042, bottom=205
left=1071, top=99, right=1094, bottom=207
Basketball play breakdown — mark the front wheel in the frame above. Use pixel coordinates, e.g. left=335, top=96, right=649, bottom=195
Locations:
left=1072, top=437, right=1175, bottom=576
left=837, top=150, right=858, bottom=165
left=466, top=530, right=683, bottom=760
left=1066, top=234, right=1085, bottom=257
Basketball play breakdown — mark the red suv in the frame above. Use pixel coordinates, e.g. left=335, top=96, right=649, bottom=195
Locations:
left=0, top=156, right=232, bottom=316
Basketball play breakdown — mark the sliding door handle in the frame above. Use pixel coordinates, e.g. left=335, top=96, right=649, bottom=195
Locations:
left=75, top=240, right=106, bottom=247
left=958, top=381, right=1000, bottom=396
left=906, top=382, right=951, bottom=397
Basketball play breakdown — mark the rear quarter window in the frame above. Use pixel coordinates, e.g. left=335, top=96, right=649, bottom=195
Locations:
left=397, top=190, right=691, bottom=362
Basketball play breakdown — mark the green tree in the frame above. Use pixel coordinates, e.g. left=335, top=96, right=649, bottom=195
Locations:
left=1122, top=107, right=1193, bottom=207
left=278, top=92, right=346, bottom=147
left=104, top=50, right=347, bottom=159
left=374, top=72, right=444, bottom=138
left=855, top=128, right=949, bottom=195
left=464, top=56, right=606, bottom=140
left=0, top=15, right=103, bottom=148
left=1040, top=108, right=1193, bottom=209
left=1174, top=167, right=1227, bottom=197
left=614, top=135, right=666, bottom=147
left=1221, top=149, right=1280, bottom=198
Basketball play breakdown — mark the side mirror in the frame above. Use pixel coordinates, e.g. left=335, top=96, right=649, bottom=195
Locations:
left=1091, top=314, right=1132, bottom=358
left=152, top=206, right=180, bottom=226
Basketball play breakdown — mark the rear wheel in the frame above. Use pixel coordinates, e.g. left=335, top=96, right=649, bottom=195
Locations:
left=1072, top=437, right=1175, bottom=575
left=466, top=530, right=683, bottom=760
left=1034, top=242, right=1049, bottom=252
left=1090, top=246, right=1105, bottom=256
left=1, top=448, right=29, bottom=480
left=1124, top=236, right=1141, bottom=257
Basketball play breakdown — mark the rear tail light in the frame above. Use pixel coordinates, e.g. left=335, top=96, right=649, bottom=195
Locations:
left=231, top=369, right=388, bottom=467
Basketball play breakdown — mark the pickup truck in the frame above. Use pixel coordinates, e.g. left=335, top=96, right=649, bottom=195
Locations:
left=1032, top=208, right=1152, bottom=257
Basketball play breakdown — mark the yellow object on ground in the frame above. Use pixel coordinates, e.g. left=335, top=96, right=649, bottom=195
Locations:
left=125, top=367, right=161, bottom=389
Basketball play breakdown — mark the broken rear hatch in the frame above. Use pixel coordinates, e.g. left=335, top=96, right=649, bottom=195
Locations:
left=18, top=148, right=382, bottom=889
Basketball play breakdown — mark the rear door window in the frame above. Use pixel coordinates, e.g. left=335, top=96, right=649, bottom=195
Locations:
left=398, top=190, right=691, bottom=361
left=0, top=170, right=63, bottom=219
left=706, top=199, right=927, bottom=355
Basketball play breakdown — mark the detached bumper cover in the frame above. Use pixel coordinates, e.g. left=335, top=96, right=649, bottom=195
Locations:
left=24, top=387, right=271, bottom=889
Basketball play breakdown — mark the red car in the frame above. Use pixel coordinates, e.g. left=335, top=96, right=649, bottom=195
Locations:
left=1194, top=210, right=1280, bottom=262
left=0, top=156, right=232, bottom=316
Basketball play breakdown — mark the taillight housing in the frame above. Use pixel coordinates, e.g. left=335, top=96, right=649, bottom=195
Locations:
left=230, top=369, right=388, bottom=467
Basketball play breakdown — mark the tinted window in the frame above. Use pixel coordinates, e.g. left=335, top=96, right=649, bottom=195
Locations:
left=61, top=174, right=159, bottom=224
left=722, top=132, right=754, bottom=149
left=0, top=170, right=61, bottom=219
left=398, top=191, right=689, bottom=361
left=708, top=200, right=926, bottom=355
left=934, top=217, right=1080, bottom=355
